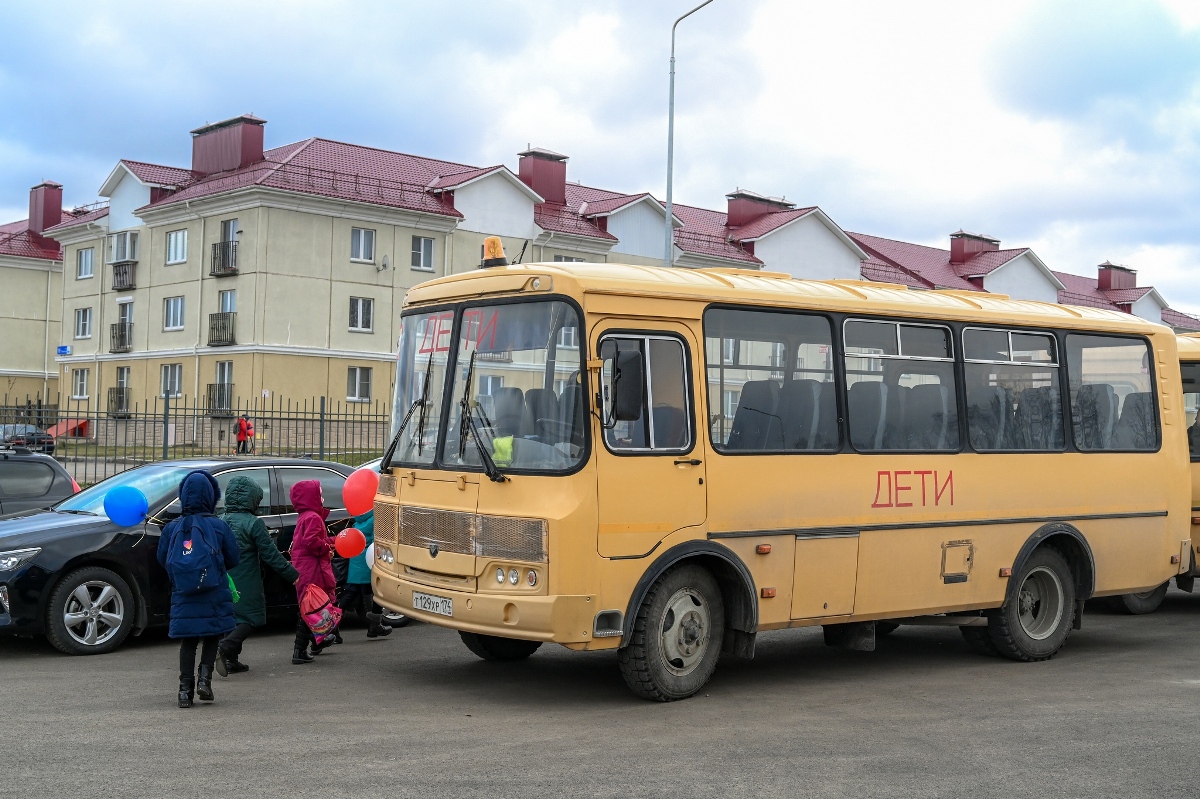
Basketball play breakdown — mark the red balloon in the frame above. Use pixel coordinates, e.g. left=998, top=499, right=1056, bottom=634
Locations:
left=335, top=527, right=367, bottom=559
left=343, top=467, right=380, bottom=516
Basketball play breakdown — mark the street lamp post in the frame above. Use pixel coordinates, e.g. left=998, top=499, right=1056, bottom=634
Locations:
left=664, top=0, right=715, bottom=268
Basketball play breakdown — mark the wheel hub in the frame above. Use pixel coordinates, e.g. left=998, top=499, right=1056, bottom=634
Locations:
left=660, top=588, right=711, bottom=676
left=1016, top=566, right=1064, bottom=641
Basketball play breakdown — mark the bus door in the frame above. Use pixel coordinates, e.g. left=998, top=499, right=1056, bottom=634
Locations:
left=594, top=325, right=707, bottom=558
left=1181, top=359, right=1200, bottom=581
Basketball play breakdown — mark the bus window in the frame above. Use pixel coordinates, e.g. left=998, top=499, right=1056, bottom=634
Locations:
left=963, top=328, right=1063, bottom=451
left=601, top=335, right=691, bottom=452
left=1182, top=362, right=1200, bottom=459
left=1065, top=334, right=1157, bottom=451
left=703, top=308, right=835, bottom=452
left=844, top=320, right=959, bottom=452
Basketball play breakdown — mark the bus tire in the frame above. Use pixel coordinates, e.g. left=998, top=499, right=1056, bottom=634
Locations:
left=458, top=632, right=542, bottom=661
left=988, top=547, right=1075, bottom=662
left=960, top=625, right=1000, bottom=657
left=1110, top=581, right=1169, bottom=615
left=617, top=564, right=725, bottom=702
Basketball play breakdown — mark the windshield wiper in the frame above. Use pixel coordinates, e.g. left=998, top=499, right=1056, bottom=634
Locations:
left=457, top=350, right=507, bottom=483
left=380, top=354, right=434, bottom=474
left=56, top=509, right=98, bottom=516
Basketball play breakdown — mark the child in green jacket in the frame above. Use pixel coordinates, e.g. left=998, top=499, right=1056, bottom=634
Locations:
left=217, top=476, right=299, bottom=674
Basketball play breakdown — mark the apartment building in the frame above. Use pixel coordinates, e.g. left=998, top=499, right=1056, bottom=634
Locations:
left=44, top=114, right=868, bottom=411
left=0, top=181, right=73, bottom=400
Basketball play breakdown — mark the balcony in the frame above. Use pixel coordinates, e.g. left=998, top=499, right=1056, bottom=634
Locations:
left=107, top=387, right=131, bottom=419
left=111, top=262, right=135, bottom=291
left=210, top=241, right=238, bottom=276
left=109, top=322, right=133, bottom=353
left=208, top=312, right=236, bottom=346
left=206, top=383, right=235, bottom=417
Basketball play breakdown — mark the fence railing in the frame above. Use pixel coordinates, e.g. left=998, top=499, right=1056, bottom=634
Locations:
left=110, top=322, right=133, bottom=353
left=211, top=241, right=238, bottom=276
left=2, top=392, right=388, bottom=487
left=208, top=312, right=236, bottom=346
left=112, top=262, right=136, bottom=291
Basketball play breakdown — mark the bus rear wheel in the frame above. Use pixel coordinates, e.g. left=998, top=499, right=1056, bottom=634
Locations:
left=459, top=632, right=542, bottom=661
left=618, top=564, right=725, bottom=702
left=1110, top=581, right=1169, bottom=615
left=988, top=548, right=1075, bottom=662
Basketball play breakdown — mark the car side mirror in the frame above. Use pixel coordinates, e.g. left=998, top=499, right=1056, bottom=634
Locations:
left=162, top=499, right=182, bottom=519
left=611, top=350, right=643, bottom=421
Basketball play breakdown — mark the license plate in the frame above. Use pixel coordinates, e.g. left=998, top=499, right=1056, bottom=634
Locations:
left=413, top=591, right=453, bottom=617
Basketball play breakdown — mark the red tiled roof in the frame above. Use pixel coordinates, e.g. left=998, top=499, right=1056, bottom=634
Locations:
left=860, top=256, right=931, bottom=289
left=848, top=232, right=982, bottom=291
left=950, top=247, right=1031, bottom=278
left=579, top=192, right=652, bottom=217
left=44, top=205, right=109, bottom=234
left=426, top=165, right=505, bottom=191
left=0, top=208, right=88, bottom=261
left=121, top=160, right=193, bottom=187
left=534, top=203, right=616, bottom=241
left=1100, top=286, right=1154, bottom=304
left=1162, top=307, right=1200, bottom=331
left=1051, top=270, right=1162, bottom=313
left=727, top=207, right=817, bottom=241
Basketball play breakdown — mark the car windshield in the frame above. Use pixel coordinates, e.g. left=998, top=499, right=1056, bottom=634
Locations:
left=1, top=425, right=39, bottom=436
left=55, top=463, right=209, bottom=515
left=440, top=300, right=585, bottom=473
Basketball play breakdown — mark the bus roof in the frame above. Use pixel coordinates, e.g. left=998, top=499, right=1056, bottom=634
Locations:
left=1178, top=333, right=1200, bottom=360
left=405, top=261, right=1167, bottom=334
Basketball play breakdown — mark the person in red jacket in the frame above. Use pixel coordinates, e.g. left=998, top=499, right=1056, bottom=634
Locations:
left=288, top=479, right=340, bottom=664
left=235, top=414, right=254, bottom=454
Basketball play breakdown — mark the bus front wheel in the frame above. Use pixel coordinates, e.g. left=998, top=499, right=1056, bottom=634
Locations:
left=1110, top=582, right=1169, bottom=615
left=988, top=547, right=1076, bottom=662
left=618, top=564, right=725, bottom=702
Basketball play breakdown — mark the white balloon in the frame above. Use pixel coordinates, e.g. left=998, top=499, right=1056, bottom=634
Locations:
left=364, top=542, right=375, bottom=568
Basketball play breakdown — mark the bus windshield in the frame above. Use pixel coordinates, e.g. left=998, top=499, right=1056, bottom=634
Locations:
left=441, top=300, right=585, bottom=473
left=391, top=309, right=454, bottom=466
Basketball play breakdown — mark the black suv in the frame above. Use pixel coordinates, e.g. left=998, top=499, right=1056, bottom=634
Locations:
left=0, top=425, right=55, bottom=455
left=0, top=448, right=76, bottom=515
left=0, top=458, right=354, bottom=655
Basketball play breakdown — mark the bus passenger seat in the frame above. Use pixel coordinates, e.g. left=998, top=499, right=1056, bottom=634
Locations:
left=726, top=380, right=782, bottom=450
left=524, top=388, right=559, bottom=441
left=967, top=384, right=1012, bottom=449
left=559, top=385, right=583, bottom=447
left=1014, top=386, right=1060, bottom=449
left=906, top=384, right=952, bottom=449
left=884, top=385, right=910, bottom=449
left=848, top=381, right=888, bottom=450
left=651, top=405, right=689, bottom=449
left=492, top=387, right=526, bottom=438
left=779, top=380, right=821, bottom=449
left=1075, top=383, right=1118, bottom=449
left=815, top=381, right=838, bottom=449
left=1111, top=392, right=1155, bottom=449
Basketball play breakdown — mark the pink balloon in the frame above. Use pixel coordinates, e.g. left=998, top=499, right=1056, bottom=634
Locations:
left=343, top=468, right=380, bottom=516
left=335, top=527, right=367, bottom=559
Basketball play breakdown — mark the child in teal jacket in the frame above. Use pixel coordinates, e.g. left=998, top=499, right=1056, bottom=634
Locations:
left=339, top=510, right=391, bottom=638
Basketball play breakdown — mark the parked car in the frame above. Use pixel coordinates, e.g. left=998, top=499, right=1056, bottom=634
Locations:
left=0, top=457, right=355, bottom=655
left=0, top=447, right=77, bottom=515
left=0, top=425, right=55, bottom=455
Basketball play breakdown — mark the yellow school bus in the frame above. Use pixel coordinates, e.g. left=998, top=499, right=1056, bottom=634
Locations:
left=370, top=242, right=1189, bottom=701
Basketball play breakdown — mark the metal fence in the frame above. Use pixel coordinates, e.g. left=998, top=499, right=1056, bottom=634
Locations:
left=1, top=392, right=389, bottom=486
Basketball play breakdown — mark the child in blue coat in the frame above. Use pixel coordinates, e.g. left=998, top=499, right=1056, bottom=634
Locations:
left=338, top=510, right=391, bottom=638
left=157, top=470, right=240, bottom=708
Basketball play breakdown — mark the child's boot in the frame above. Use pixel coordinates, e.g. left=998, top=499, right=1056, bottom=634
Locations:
left=196, top=665, right=215, bottom=702
left=178, top=676, right=195, bottom=709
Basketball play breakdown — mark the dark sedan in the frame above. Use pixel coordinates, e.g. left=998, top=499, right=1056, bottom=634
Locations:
left=0, top=425, right=55, bottom=455
left=0, top=458, right=353, bottom=655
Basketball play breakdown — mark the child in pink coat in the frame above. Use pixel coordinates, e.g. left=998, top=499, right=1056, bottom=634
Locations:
left=289, top=480, right=340, bottom=663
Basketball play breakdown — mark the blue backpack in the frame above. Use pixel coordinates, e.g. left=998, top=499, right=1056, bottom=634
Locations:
left=166, top=516, right=225, bottom=595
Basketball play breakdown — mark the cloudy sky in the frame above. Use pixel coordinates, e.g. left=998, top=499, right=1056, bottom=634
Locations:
left=3, top=1, right=1200, bottom=309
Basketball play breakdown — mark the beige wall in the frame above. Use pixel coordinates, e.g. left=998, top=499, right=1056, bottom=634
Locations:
left=0, top=258, right=60, bottom=400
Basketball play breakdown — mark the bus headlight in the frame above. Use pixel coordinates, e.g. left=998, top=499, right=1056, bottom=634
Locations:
left=508, top=568, right=519, bottom=585
left=526, top=570, right=537, bottom=587
left=496, top=567, right=506, bottom=584
left=376, top=546, right=394, bottom=565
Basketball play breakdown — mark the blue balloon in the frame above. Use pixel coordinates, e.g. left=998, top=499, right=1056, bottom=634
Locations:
left=104, top=485, right=149, bottom=527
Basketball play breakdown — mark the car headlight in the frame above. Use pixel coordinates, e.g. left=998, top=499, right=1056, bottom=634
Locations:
left=0, top=548, right=40, bottom=572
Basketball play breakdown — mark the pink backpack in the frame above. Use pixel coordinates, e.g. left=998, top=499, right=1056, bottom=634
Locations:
left=299, top=584, right=342, bottom=645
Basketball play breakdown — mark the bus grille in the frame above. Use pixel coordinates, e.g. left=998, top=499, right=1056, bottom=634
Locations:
left=376, top=504, right=547, bottom=562
left=475, top=515, right=547, bottom=562
left=373, top=501, right=399, bottom=545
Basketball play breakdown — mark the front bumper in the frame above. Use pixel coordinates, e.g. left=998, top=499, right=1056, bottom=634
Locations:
left=373, top=569, right=596, bottom=643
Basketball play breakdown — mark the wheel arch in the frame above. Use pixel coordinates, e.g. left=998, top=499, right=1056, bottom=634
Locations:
left=44, top=555, right=149, bottom=631
left=619, top=540, right=757, bottom=653
left=1008, top=522, right=1096, bottom=605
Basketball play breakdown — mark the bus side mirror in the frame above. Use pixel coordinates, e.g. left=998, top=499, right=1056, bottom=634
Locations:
left=612, top=350, right=643, bottom=421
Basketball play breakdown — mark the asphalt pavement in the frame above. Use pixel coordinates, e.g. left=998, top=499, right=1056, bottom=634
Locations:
left=4, top=590, right=1200, bottom=799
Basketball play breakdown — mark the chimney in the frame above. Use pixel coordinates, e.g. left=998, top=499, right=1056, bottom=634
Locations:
left=28, top=180, right=63, bottom=236
left=190, top=114, right=267, bottom=176
left=517, top=147, right=568, bottom=205
left=725, top=189, right=795, bottom=228
left=1097, top=260, right=1137, bottom=291
left=949, top=230, right=1000, bottom=264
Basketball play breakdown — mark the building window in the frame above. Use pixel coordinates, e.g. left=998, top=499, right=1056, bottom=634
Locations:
left=553, top=255, right=585, bottom=262
left=161, top=363, right=183, bottom=398
left=347, top=367, right=372, bottom=402
left=349, top=297, right=374, bottom=332
left=74, top=307, right=92, bottom=339
left=219, top=289, right=236, bottom=314
left=479, top=375, right=504, bottom=396
left=166, top=229, right=187, bottom=264
left=106, top=231, right=138, bottom=263
left=220, top=218, right=238, bottom=242
left=71, top=368, right=89, bottom=399
left=351, top=228, right=376, bottom=262
left=116, top=366, right=130, bottom=389
left=77, top=248, right=94, bottom=279
left=163, top=296, right=185, bottom=331
left=411, top=236, right=434, bottom=270
left=557, top=326, right=578, bottom=349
